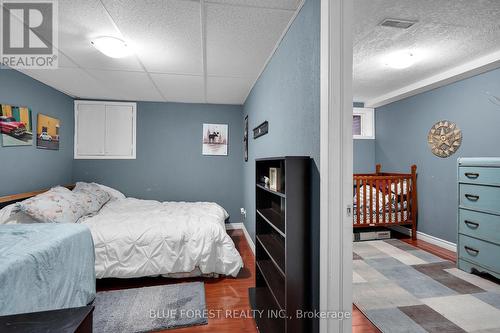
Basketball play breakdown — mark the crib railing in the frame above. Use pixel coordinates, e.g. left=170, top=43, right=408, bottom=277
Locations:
left=353, top=164, right=418, bottom=240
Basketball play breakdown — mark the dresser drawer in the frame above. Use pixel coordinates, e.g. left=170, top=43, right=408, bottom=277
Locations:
left=458, top=234, right=500, bottom=274
left=459, top=184, right=500, bottom=214
left=459, top=209, right=500, bottom=244
left=459, top=166, right=500, bottom=186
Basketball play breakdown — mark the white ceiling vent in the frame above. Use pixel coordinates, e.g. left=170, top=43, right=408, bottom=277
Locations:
left=379, top=18, right=416, bottom=29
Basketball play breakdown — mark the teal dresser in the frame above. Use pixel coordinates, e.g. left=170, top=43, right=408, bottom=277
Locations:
left=458, top=157, right=500, bottom=279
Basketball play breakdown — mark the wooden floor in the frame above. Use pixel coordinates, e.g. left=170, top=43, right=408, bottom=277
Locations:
left=352, top=232, right=457, bottom=333
left=97, top=229, right=456, bottom=333
left=97, top=229, right=258, bottom=333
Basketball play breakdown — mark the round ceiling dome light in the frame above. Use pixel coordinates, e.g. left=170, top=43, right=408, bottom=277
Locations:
left=91, top=36, right=133, bottom=58
left=383, top=50, right=418, bottom=69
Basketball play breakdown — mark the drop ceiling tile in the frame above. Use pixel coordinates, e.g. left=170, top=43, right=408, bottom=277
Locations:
left=206, top=3, right=294, bottom=77
left=101, top=0, right=203, bottom=75
left=86, top=70, right=164, bottom=101
left=58, top=0, right=143, bottom=71
left=18, top=68, right=115, bottom=99
left=206, top=0, right=301, bottom=11
left=206, top=76, right=253, bottom=104
left=150, top=74, right=205, bottom=103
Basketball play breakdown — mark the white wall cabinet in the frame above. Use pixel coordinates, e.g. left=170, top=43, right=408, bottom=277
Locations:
left=74, top=100, right=136, bottom=159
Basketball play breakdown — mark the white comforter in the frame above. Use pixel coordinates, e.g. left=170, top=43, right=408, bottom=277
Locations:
left=81, top=198, right=243, bottom=279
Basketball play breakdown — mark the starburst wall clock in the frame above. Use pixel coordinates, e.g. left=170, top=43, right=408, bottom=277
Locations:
left=427, top=120, right=462, bottom=158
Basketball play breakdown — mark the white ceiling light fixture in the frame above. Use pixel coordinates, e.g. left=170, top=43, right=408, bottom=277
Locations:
left=383, top=50, right=419, bottom=69
left=91, top=36, right=133, bottom=58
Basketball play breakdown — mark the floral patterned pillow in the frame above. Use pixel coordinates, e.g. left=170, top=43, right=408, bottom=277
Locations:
left=73, top=182, right=111, bottom=214
left=18, top=186, right=87, bottom=223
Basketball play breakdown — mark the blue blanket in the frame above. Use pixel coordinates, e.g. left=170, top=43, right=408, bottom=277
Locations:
left=0, top=223, right=96, bottom=315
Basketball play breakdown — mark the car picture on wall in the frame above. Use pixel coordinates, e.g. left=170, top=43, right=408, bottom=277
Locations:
left=37, top=113, right=60, bottom=150
left=0, top=104, right=33, bottom=147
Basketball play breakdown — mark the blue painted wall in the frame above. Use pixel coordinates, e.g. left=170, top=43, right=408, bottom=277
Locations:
left=242, top=0, right=320, bottom=240
left=73, top=102, right=244, bottom=222
left=0, top=69, right=74, bottom=196
left=354, top=140, right=375, bottom=173
left=353, top=102, right=375, bottom=173
left=375, top=67, right=500, bottom=243
left=242, top=0, right=320, bottom=330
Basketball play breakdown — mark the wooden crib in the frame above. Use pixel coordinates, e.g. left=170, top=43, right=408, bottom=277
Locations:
left=353, top=164, right=418, bottom=240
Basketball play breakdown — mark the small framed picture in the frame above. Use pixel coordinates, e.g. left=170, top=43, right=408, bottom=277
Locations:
left=269, top=167, right=281, bottom=191
left=37, top=113, right=60, bottom=150
left=202, top=123, right=228, bottom=156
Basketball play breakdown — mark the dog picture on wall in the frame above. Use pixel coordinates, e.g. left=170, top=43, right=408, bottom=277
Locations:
left=202, top=123, right=228, bottom=156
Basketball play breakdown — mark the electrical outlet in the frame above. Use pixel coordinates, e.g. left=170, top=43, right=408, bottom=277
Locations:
left=240, top=208, right=247, bottom=219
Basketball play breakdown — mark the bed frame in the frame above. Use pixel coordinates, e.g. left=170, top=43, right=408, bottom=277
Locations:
left=0, top=184, right=75, bottom=209
left=353, top=164, right=417, bottom=240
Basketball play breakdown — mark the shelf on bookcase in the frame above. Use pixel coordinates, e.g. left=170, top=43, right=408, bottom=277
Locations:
left=256, top=234, right=285, bottom=276
left=249, top=287, right=285, bottom=333
left=257, top=208, right=285, bottom=236
left=256, top=183, right=286, bottom=198
left=256, top=260, right=285, bottom=310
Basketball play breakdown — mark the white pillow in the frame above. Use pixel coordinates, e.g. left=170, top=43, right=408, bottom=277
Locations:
left=73, top=182, right=111, bottom=213
left=0, top=204, right=40, bottom=224
left=0, top=204, right=20, bottom=224
left=18, top=186, right=87, bottom=223
left=95, top=183, right=126, bottom=201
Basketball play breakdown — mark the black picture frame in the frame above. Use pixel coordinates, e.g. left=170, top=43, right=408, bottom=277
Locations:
left=244, top=115, right=248, bottom=162
left=253, top=121, right=268, bottom=139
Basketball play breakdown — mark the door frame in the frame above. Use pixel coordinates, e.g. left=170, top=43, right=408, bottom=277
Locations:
left=319, top=0, right=353, bottom=332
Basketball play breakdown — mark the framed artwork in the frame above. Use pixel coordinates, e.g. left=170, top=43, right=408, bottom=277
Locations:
left=269, top=167, right=281, bottom=191
left=253, top=120, right=268, bottom=139
left=36, top=114, right=60, bottom=150
left=202, top=123, right=228, bottom=156
left=244, top=115, right=248, bottom=162
left=0, top=104, right=33, bottom=147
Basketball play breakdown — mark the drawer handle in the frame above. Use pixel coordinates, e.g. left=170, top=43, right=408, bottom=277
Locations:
left=464, top=172, right=480, bottom=179
left=465, top=194, right=480, bottom=201
left=464, top=220, right=479, bottom=228
left=464, top=246, right=480, bottom=256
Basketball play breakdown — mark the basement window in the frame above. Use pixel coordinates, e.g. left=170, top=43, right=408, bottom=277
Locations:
left=353, top=107, right=375, bottom=139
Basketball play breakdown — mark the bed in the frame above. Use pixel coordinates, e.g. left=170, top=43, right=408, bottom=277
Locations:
left=0, top=223, right=96, bottom=316
left=353, top=164, right=418, bottom=240
left=0, top=183, right=243, bottom=280
left=80, top=197, right=243, bottom=279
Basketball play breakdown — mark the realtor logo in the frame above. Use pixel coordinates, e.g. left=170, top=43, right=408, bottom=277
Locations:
left=1, top=0, right=58, bottom=68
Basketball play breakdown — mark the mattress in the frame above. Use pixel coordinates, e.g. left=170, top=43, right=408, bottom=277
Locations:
left=81, top=198, right=243, bottom=279
left=0, top=223, right=96, bottom=316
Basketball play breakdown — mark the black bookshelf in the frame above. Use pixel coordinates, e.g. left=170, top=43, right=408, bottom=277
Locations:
left=249, top=156, right=311, bottom=333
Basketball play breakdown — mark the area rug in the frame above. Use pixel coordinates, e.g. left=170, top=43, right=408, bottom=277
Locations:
left=93, top=282, right=208, bottom=333
left=353, top=239, right=500, bottom=333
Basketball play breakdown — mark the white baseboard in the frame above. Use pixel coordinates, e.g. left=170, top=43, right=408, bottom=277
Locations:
left=226, top=222, right=255, bottom=254
left=390, top=226, right=457, bottom=253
